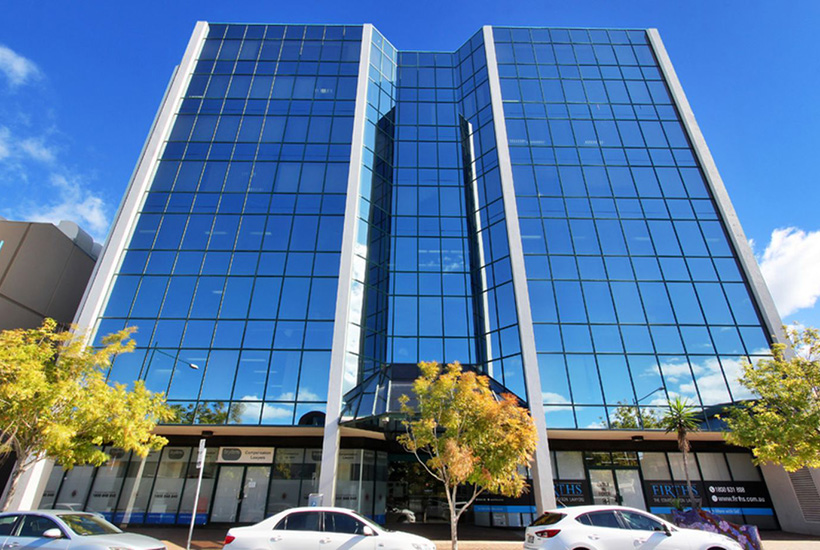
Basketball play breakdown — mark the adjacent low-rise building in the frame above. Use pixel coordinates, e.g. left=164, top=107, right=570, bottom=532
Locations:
left=0, top=219, right=100, bottom=331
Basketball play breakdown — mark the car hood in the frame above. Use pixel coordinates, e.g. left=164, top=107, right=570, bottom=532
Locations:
left=74, top=532, right=165, bottom=549
left=382, top=530, right=434, bottom=546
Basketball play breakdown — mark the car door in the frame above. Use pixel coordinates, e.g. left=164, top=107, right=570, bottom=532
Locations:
left=320, top=512, right=375, bottom=550
left=0, top=515, right=20, bottom=550
left=617, top=510, right=692, bottom=550
left=575, top=511, right=636, bottom=550
left=269, top=511, right=321, bottom=550
left=4, top=515, right=71, bottom=550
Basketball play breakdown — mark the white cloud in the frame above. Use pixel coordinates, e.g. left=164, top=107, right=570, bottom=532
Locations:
left=24, top=173, right=109, bottom=239
left=646, top=355, right=754, bottom=406
left=0, top=45, right=41, bottom=87
left=0, top=125, right=57, bottom=164
left=0, top=127, right=10, bottom=159
left=19, top=137, right=56, bottom=163
left=542, top=391, right=572, bottom=411
left=262, top=405, right=294, bottom=420
left=758, top=227, right=820, bottom=318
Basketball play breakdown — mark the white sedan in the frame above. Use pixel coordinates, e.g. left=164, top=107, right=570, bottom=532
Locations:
left=524, top=505, right=743, bottom=550
left=222, top=507, right=436, bottom=550
left=0, top=511, right=165, bottom=550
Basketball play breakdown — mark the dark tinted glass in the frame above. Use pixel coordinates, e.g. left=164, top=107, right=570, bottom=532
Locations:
left=283, top=511, right=321, bottom=531
left=578, top=511, right=621, bottom=529
left=324, top=512, right=366, bottom=534
left=531, top=512, right=565, bottom=526
left=18, top=516, right=61, bottom=537
left=0, top=516, right=18, bottom=536
left=618, top=511, right=665, bottom=531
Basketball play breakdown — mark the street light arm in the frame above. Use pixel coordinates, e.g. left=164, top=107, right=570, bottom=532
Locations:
left=148, top=345, right=199, bottom=369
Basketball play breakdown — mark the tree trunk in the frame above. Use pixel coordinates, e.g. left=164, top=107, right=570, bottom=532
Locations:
left=450, top=506, right=458, bottom=550
left=680, top=437, right=697, bottom=509
left=2, top=457, right=28, bottom=512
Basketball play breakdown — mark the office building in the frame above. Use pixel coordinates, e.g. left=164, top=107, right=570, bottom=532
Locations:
left=18, top=23, right=820, bottom=534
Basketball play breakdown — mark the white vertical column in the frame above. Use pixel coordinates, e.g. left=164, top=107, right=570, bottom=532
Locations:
left=5, top=456, right=53, bottom=511
left=647, top=29, right=785, bottom=345
left=319, top=24, right=373, bottom=504
left=648, top=26, right=804, bottom=530
left=482, top=26, right=556, bottom=512
left=14, top=21, right=209, bottom=510
left=72, top=21, right=209, bottom=335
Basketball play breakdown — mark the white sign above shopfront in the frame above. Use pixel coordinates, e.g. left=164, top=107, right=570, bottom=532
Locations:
left=217, top=447, right=275, bottom=464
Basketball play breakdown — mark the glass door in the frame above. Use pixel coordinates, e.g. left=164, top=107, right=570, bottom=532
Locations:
left=589, top=470, right=619, bottom=505
left=210, top=466, right=244, bottom=522
left=615, top=469, right=646, bottom=509
left=238, top=466, right=270, bottom=523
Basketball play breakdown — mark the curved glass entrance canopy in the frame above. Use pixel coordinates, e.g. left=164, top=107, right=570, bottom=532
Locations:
left=340, top=362, right=527, bottom=431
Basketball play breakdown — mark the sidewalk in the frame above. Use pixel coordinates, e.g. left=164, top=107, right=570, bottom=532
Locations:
left=130, top=524, right=820, bottom=550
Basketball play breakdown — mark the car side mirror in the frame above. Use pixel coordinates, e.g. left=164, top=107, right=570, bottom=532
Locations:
left=662, top=524, right=672, bottom=537
left=43, top=529, right=63, bottom=539
left=362, top=526, right=375, bottom=537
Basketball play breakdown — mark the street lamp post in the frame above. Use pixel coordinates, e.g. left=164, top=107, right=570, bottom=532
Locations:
left=186, top=430, right=213, bottom=550
left=120, top=348, right=199, bottom=529
left=634, top=386, right=665, bottom=430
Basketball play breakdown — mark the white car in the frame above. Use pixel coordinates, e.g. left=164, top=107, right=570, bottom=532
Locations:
left=0, top=510, right=165, bottom=550
left=524, top=505, right=743, bottom=550
left=222, top=506, right=436, bottom=550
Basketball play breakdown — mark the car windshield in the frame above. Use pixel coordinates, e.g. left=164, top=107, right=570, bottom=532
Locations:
left=531, top=512, right=566, bottom=526
left=59, top=514, right=122, bottom=536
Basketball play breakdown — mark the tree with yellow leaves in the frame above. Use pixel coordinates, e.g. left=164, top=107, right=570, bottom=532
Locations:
left=398, top=361, right=537, bottom=550
left=724, top=326, right=820, bottom=472
left=0, top=319, right=174, bottom=510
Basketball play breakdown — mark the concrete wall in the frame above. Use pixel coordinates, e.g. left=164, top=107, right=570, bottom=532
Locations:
left=0, top=220, right=97, bottom=330
left=761, top=464, right=820, bottom=535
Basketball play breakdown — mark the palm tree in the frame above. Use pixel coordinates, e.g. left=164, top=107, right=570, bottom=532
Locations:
left=661, top=397, right=700, bottom=509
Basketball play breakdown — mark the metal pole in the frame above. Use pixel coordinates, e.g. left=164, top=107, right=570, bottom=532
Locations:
left=186, top=439, right=206, bottom=550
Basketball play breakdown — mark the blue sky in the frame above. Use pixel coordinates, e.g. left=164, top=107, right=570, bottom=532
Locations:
left=1, top=0, right=818, bottom=329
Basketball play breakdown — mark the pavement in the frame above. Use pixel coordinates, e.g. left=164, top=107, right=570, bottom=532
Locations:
left=129, top=523, right=820, bottom=550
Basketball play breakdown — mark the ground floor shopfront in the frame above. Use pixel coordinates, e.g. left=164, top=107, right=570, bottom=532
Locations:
left=35, top=433, right=776, bottom=530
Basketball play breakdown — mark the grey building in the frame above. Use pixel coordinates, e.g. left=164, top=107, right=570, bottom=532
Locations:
left=0, top=219, right=100, bottom=330
left=0, top=218, right=100, bottom=504
left=13, top=23, right=820, bottom=535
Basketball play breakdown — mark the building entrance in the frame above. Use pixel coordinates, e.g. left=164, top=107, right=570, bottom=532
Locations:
left=210, top=465, right=270, bottom=523
left=589, top=469, right=646, bottom=509
left=386, top=460, right=449, bottom=523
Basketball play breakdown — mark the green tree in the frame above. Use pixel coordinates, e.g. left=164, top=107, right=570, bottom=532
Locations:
left=0, top=319, right=174, bottom=510
left=606, top=400, right=662, bottom=429
left=660, top=397, right=700, bottom=509
left=170, top=401, right=245, bottom=424
left=724, top=326, right=820, bottom=471
left=398, top=362, right=537, bottom=550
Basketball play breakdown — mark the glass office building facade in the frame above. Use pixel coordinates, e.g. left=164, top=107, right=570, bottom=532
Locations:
left=34, top=23, right=786, bottom=529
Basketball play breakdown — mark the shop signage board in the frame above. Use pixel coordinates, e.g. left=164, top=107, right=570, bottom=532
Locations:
left=554, top=480, right=592, bottom=506
left=643, top=480, right=773, bottom=516
left=217, top=447, right=275, bottom=464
